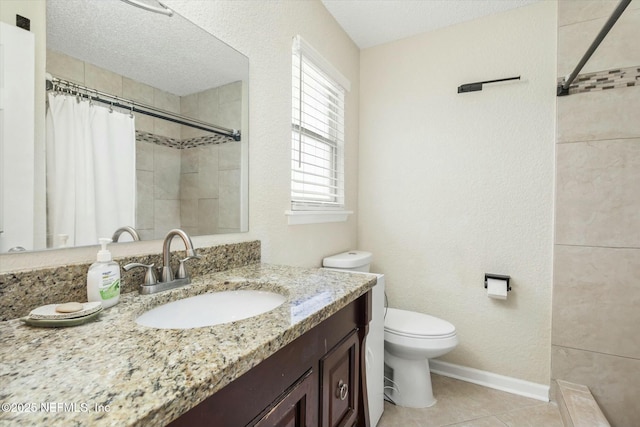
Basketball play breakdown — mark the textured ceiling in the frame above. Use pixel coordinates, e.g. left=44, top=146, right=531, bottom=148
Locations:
left=47, top=0, right=248, bottom=96
left=321, top=0, right=541, bottom=49
left=47, top=0, right=539, bottom=95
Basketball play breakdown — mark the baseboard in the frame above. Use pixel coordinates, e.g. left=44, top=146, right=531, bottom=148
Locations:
left=430, top=359, right=550, bottom=402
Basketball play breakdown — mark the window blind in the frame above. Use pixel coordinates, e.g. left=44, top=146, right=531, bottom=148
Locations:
left=291, top=36, right=348, bottom=211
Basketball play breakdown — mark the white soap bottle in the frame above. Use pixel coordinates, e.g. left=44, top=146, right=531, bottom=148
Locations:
left=87, top=238, right=121, bottom=308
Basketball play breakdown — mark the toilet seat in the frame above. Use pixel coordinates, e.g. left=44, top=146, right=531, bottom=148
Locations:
left=384, top=308, right=456, bottom=339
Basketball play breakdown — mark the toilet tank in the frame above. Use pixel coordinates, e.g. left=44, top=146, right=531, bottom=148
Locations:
left=322, top=251, right=372, bottom=272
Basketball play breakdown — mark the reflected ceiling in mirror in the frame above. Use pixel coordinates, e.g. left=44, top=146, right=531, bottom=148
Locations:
left=47, top=0, right=248, bottom=96
left=2, top=0, right=249, bottom=254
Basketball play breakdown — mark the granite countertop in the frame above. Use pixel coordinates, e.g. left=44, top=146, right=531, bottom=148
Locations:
left=0, top=263, right=376, bottom=427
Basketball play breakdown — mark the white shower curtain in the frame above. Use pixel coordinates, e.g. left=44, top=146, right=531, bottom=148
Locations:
left=46, top=93, right=136, bottom=247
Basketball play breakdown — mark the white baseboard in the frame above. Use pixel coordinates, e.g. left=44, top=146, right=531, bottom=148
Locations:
left=430, top=359, right=550, bottom=402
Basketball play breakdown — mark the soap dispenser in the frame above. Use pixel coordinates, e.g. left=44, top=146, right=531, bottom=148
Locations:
left=87, top=238, right=121, bottom=308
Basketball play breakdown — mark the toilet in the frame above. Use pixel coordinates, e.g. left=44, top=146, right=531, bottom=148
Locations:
left=384, top=307, right=458, bottom=408
left=323, top=251, right=458, bottom=411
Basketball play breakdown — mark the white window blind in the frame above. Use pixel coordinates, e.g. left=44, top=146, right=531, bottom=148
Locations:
left=291, top=36, right=349, bottom=212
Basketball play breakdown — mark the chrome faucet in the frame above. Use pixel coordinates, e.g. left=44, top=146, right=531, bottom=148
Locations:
left=123, top=229, right=200, bottom=295
left=112, top=226, right=141, bottom=242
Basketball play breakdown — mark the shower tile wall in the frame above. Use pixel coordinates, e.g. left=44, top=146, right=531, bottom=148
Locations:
left=180, top=82, right=243, bottom=235
left=552, top=1, right=640, bottom=426
left=46, top=50, right=242, bottom=239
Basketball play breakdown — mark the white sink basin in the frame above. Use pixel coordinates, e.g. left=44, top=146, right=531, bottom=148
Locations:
left=136, top=290, right=287, bottom=329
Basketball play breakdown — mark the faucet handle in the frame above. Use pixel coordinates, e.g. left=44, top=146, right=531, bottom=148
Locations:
left=176, top=255, right=201, bottom=280
left=123, top=262, right=158, bottom=285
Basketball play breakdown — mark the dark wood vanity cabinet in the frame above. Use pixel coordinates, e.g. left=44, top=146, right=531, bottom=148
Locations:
left=320, top=331, right=359, bottom=427
left=168, top=291, right=371, bottom=427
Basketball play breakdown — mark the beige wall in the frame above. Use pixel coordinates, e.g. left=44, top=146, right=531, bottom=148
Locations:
left=0, top=0, right=359, bottom=272
left=359, top=1, right=557, bottom=385
left=552, top=1, right=640, bottom=426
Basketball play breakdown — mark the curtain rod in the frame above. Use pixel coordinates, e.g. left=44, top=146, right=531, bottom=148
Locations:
left=557, top=0, right=631, bottom=96
left=46, top=76, right=241, bottom=141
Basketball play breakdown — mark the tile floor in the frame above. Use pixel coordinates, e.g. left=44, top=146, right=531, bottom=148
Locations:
left=377, top=374, right=564, bottom=427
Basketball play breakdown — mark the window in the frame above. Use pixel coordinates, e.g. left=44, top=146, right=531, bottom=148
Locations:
left=288, top=36, right=352, bottom=224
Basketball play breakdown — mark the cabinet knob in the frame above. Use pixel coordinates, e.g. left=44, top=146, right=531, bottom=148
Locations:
left=336, top=380, right=348, bottom=401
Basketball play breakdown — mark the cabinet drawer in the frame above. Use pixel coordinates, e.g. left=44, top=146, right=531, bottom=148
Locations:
left=320, top=330, right=359, bottom=427
left=251, top=370, right=316, bottom=427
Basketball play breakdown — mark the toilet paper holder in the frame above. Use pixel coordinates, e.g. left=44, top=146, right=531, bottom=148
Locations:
left=484, top=274, right=511, bottom=291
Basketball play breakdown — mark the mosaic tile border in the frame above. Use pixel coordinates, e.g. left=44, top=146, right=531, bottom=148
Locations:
left=559, top=65, right=639, bottom=95
left=136, top=130, right=236, bottom=150
left=182, top=134, right=237, bottom=148
left=136, top=130, right=181, bottom=148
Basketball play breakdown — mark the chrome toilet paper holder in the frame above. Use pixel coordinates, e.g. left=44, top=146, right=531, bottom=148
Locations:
left=484, top=274, right=511, bottom=291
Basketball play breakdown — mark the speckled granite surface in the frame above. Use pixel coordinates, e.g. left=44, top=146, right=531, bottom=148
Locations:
left=0, top=241, right=260, bottom=321
left=0, top=263, right=376, bottom=427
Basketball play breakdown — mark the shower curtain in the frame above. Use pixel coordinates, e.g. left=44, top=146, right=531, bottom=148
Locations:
left=46, top=93, right=136, bottom=247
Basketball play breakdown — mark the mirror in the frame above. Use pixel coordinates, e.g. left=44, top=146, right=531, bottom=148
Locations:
left=0, top=0, right=248, bottom=253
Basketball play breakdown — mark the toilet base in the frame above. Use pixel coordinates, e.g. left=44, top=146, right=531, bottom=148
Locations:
left=384, top=350, right=436, bottom=408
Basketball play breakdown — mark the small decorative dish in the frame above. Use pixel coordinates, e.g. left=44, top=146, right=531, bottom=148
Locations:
left=21, top=309, right=102, bottom=328
left=21, top=302, right=103, bottom=327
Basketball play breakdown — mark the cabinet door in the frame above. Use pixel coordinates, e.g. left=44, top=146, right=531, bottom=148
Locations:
left=320, top=330, right=360, bottom=427
left=252, top=370, right=316, bottom=427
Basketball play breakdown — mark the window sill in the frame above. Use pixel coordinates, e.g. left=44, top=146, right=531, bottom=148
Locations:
left=285, top=210, right=353, bottom=225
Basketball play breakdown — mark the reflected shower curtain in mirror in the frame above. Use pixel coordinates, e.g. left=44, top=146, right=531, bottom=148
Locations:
left=46, top=93, right=136, bottom=247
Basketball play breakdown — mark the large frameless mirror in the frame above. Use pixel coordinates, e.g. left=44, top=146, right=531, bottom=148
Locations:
left=0, top=0, right=249, bottom=254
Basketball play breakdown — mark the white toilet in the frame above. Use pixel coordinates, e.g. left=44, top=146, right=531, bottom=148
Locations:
left=323, top=251, right=459, bottom=411
left=384, top=307, right=458, bottom=408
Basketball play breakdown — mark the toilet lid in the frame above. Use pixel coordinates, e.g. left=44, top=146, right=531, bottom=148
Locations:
left=384, top=308, right=456, bottom=338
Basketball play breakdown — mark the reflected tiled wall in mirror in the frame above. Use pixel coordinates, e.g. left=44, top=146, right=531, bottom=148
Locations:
left=47, top=50, right=242, bottom=241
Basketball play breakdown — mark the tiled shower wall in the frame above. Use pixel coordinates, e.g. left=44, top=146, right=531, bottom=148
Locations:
left=180, top=83, right=243, bottom=236
left=552, top=1, right=640, bottom=426
left=135, top=81, right=242, bottom=239
left=46, top=50, right=242, bottom=240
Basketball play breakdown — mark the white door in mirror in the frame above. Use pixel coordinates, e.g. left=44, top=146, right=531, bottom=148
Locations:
left=136, top=290, right=286, bottom=329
